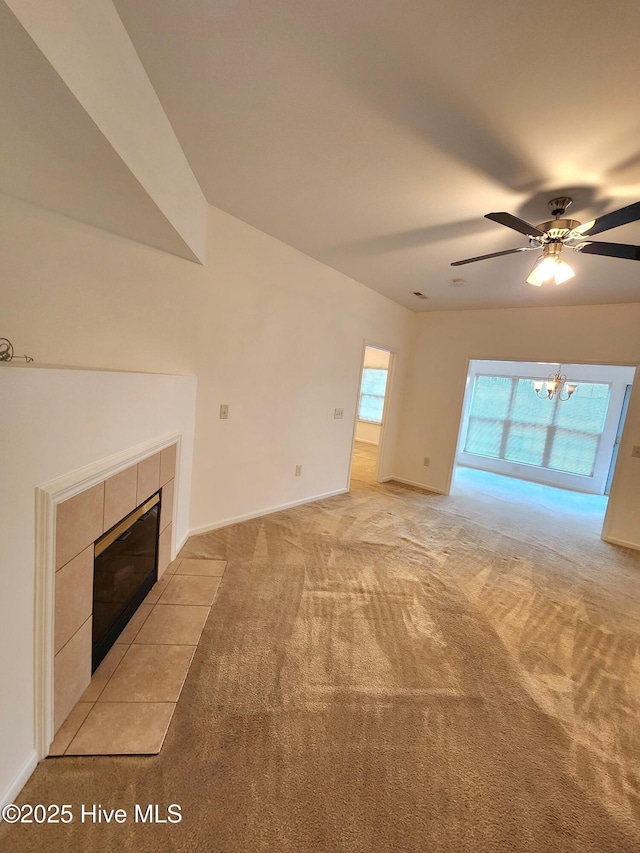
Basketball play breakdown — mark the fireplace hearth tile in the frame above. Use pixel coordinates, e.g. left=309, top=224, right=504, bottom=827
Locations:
left=157, top=574, right=221, bottom=606
left=143, top=575, right=172, bottom=605
left=49, top=702, right=94, bottom=756
left=66, top=702, right=175, bottom=755
left=98, top=644, right=195, bottom=703
left=164, top=557, right=182, bottom=576
left=81, top=643, right=129, bottom=702
left=176, top=558, right=227, bottom=577
left=133, top=604, right=210, bottom=646
left=116, top=603, right=154, bottom=644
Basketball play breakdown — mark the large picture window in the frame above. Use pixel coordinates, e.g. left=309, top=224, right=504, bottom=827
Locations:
left=464, top=375, right=611, bottom=477
left=358, top=367, right=388, bottom=424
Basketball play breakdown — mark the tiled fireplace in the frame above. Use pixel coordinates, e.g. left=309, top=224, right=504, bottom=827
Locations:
left=52, top=444, right=176, bottom=735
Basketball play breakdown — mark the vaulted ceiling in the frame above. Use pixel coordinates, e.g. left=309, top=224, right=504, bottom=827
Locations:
left=5, top=0, right=640, bottom=310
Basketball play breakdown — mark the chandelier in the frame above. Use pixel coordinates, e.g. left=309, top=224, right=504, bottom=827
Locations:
left=533, top=368, right=577, bottom=401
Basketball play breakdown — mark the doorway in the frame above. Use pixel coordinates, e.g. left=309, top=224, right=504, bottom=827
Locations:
left=453, top=358, right=635, bottom=536
left=350, top=344, right=392, bottom=487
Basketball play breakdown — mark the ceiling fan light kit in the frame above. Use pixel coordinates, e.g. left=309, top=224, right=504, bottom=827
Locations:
left=451, top=196, right=640, bottom=286
left=526, top=247, right=575, bottom=287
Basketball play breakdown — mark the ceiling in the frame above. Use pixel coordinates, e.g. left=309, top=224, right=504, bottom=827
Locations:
left=8, top=0, right=640, bottom=310
left=0, top=1, right=199, bottom=261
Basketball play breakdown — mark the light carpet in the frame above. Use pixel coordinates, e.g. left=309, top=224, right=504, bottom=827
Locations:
left=3, top=442, right=640, bottom=851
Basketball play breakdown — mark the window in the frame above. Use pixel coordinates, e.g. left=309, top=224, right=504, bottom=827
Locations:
left=464, top=374, right=610, bottom=477
left=358, top=367, right=388, bottom=424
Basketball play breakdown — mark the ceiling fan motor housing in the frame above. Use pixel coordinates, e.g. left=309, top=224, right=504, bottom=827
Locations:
left=536, top=219, right=582, bottom=242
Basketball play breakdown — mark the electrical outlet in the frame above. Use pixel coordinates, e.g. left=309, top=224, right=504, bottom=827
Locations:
left=219, top=404, right=229, bottom=419
left=632, top=445, right=640, bottom=458
left=423, top=457, right=430, bottom=467
left=334, top=408, right=344, bottom=419
left=295, top=464, right=302, bottom=476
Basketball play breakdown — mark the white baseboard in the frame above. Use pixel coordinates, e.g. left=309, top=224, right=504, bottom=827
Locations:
left=386, top=476, right=446, bottom=495
left=189, top=488, right=349, bottom=537
left=1, top=750, right=38, bottom=813
left=601, top=534, right=640, bottom=552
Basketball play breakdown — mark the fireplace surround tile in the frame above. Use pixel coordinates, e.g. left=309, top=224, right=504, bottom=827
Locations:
left=137, top=452, right=161, bottom=505
left=160, top=478, right=174, bottom=533
left=55, top=483, right=105, bottom=570
left=54, top=545, right=93, bottom=655
left=103, top=465, right=138, bottom=532
left=54, top=617, right=93, bottom=732
left=158, top=522, right=172, bottom=577
left=160, top=443, right=177, bottom=487
left=53, top=447, right=176, bottom=728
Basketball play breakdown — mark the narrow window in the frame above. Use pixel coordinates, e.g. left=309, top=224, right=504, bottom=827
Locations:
left=358, top=367, right=388, bottom=424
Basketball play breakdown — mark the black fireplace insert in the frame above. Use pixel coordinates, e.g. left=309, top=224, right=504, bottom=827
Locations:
left=92, top=492, right=160, bottom=672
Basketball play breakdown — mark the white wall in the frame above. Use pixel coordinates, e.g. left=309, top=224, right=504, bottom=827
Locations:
left=0, top=364, right=196, bottom=806
left=187, top=214, right=411, bottom=530
left=355, top=421, right=381, bottom=444
left=1, top=196, right=412, bottom=533
left=395, top=305, right=640, bottom=547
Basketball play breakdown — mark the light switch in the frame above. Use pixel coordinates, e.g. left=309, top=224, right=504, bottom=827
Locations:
left=334, top=408, right=344, bottom=419
left=220, top=404, right=229, bottom=419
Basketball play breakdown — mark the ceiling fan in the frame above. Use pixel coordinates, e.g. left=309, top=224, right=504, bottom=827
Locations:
left=451, top=196, right=640, bottom=286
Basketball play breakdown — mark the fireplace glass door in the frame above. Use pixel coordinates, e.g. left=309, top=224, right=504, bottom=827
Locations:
left=92, top=492, right=160, bottom=671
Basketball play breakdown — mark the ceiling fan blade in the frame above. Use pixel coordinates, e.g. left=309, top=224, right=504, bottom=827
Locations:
left=574, top=201, right=640, bottom=237
left=485, top=212, right=546, bottom=239
left=451, top=247, right=536, bottom=266
left=576, top=241, right=640, bottom=260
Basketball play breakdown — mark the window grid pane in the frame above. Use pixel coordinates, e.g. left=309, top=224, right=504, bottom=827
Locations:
left=359, top=394, right=385, bottom=423
left=464, top=418, right=503, bottom=458
left=463, top=374, right=611, bottom=478
left=504, top=422, right=547, bottom=466
left=358, top=368, right=388, bottom=424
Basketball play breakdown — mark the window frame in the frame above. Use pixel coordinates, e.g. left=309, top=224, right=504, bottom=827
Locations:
left=456, top=360, right=635, bottom=495
left=463, top=373, right=611, bottom=478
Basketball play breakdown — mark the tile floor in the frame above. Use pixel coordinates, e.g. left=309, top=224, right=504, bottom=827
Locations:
left=49, top=556, right=227, bottom=756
